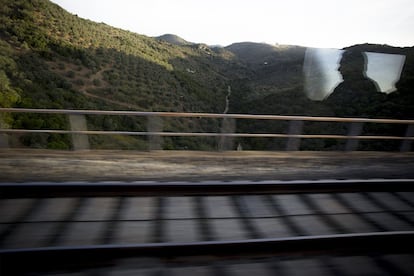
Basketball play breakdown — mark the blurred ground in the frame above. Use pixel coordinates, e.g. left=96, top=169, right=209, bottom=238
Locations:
left=0, top=149, right=413, bottom=182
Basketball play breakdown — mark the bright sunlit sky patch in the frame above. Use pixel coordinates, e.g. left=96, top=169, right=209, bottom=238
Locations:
left=50, top=0, right=414, bottom=48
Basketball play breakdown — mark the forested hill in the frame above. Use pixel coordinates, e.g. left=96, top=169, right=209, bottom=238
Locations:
left=0, top=0, right=245, bottom=113
left=0, top=0, right=413, bottom=150
left=0, top=0, right=246, bottom=149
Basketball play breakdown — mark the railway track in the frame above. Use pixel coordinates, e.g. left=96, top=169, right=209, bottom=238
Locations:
left=1, top=179, right=414, bottom=275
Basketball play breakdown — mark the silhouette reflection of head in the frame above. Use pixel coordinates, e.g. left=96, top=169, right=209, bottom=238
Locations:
left=338, top=50, right=367, bottom=81
left=327, top=50, right=382, bottom=117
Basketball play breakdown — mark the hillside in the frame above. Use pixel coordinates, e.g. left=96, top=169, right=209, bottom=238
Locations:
left=0, top=0, right=242, bottom=112
left=225, top=42, right=306, bottom=101
left=0, top=0, right=245, bottom=149
left=0, top=0, right=413, bottom=151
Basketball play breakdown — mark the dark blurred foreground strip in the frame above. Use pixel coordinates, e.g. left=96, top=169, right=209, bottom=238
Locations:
left=1, top=179, right=413, bottom=198
left=1, top=231, right=413, bottom=274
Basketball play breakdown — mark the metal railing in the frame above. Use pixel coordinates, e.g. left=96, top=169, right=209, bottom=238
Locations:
left=0, top=108, right=413, bottom=151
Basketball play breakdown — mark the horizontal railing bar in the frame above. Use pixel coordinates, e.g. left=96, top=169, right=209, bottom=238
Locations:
left=1, top=107, right=413, bottom=124
left=0, top=128, right=413, bottom=140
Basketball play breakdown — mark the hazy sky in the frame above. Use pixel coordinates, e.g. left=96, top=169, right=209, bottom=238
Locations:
left=50, top=0, right=414, bottom=48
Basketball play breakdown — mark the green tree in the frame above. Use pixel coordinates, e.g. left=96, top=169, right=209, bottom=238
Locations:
left=0, top=70, right=20, bottom=107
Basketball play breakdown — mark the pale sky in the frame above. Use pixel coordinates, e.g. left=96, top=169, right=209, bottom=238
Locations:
left=50, top=0, right=414, bottom=48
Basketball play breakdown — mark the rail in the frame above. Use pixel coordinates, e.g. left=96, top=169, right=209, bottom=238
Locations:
left=2, top=179, right=414, bottom=273
left=0, top=108, right=413, bottom=151
left=2, top=232, right=413, bottom=273
left=1, top=178, right=413, bottom=274
left=1, top=179, right=413, bottom=198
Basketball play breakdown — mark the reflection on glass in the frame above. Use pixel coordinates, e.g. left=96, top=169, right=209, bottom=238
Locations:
left=303, top=48, right=406, bottom=100
left=328, top=50, right=380, bottom=104
left=365, top=52, right=406, bottom=93
left=303, top=48, right=343, bottom=100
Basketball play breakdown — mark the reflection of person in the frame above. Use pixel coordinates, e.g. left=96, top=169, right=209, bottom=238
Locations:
left=327, top=50, right=384, bottom=117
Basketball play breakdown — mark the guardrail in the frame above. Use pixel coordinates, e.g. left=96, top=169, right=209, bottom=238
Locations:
left=0, top=108, right=413, bottom=151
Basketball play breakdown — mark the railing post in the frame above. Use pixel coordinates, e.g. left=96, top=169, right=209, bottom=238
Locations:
left=0, top=133, right=8, bottom=148
left=0, top=115, right=9, bottom=148
left=148, top=116, right=163, bottom=150
left=400, top=124, right=413, bottom=152
left=68, top=114, right=90, bottom=151
left=286, top=120, right=303, bottom=151
left=345, top=122, right=364, bottom=151
left=218, top=118, right=236, bottom=151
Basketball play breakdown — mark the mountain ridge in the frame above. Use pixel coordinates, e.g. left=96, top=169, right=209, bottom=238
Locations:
left=155, top=34, right=193, bottom=46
